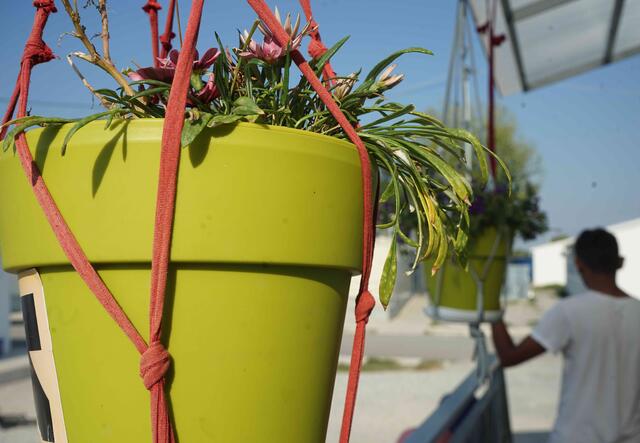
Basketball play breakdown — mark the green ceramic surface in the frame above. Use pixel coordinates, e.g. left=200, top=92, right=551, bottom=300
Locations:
left=0, top=121, right=363, bottom=442
left=426, top=228, right=510, bottom=314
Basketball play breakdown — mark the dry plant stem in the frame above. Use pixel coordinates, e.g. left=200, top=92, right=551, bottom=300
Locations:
left=176, top=0, right=183, bottom=46
left=66, top=53, right=112, bottom=109
left=60, top=0, right=134, bottom=96
left=230, top=20, right=260, bottom=93
left=98, top=0, right=111, bottom=62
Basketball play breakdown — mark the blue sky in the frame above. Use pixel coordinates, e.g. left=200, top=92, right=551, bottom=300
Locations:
left=1, top=1, right=639, bottom=245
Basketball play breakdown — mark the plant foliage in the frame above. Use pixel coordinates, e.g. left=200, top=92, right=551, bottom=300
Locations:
left=0, top=8, right=506, bottom=307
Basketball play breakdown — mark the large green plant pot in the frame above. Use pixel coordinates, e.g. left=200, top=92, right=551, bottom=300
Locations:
left=425, top=228, right=510, bottom=323
left=0, top=121, right=364, bottom=442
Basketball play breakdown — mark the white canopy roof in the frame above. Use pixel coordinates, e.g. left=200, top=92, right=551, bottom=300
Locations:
left=469, top=0, right=640, bottom=95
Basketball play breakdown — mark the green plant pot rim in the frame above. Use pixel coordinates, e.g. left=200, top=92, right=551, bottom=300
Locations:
left=0, top=120, right=365, bottom=273
left=425, top=306, right=502, bottom=323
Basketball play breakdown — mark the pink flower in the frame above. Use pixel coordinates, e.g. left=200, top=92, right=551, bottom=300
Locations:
left=165, top=47, right=220, bottom=71
left=128, top=47, right=220, bottom=84
left=239, top=34, right=284, bottom=64
left=128, top=67, right=175, bottom=83
left=193, top=73, right=220, bottom=104
left=257, top=7, right=313, bottom=51
left=128, top=48, right=221, bottom=106
left=238, top=8, right=314, bottom=64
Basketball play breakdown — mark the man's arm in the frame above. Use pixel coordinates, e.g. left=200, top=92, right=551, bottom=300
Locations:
left=491, top=320, right=546, bottom=367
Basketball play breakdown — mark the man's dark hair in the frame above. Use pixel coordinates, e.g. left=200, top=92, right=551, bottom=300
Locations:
left=574, top=228, right=621, bottom=273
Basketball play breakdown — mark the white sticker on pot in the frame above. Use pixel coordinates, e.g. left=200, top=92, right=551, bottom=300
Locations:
left=19, top=268, right=68, bottom=443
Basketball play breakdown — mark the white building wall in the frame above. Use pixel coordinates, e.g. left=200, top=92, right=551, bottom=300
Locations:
left=532, top=218, right=640, bottom=298
left=531, top=239, right=571, bottom=287
left=345, top=233, right=418, bottom=333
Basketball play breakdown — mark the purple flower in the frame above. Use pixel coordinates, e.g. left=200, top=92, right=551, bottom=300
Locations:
left=470, top=195, right=486, bottom=215
left=494, top=183, right=508, bottom=195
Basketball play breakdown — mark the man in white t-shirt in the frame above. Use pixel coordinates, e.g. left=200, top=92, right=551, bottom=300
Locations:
left=491, top=228, right=640, bottom=443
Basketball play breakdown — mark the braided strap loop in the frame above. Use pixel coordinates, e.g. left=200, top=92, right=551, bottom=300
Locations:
left=140, top=341, right=172, bottom=390
left=355, top=290, right=375, bottom=324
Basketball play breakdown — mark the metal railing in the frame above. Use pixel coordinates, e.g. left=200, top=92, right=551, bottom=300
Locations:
left=405, top=355, right=512, bottom=443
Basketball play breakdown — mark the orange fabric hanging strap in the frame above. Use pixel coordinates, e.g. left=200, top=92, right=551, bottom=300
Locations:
left=246, top=2, right=377, bottom=442
left=159, top=0, right=177, bottom=58
left=144, top=0, right=178, bottom=62
left=8, top=3, right=148, bottom=355
left=145, top=1, right=205, bottom=441
left=5, top=2, right=374, bottom=443
left=6, top=0, right=153, bottom=370
left=0, top=80, right=20, bottom=140
left=5, top=2, right=177, bottom=441
left=143, top=0, right=162, bottom=67
left=2, top=0, right=205, bottom=442
left=298, top=0, right=337, bottom=83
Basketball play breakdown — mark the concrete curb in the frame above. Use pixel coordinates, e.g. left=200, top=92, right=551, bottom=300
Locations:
left=0, top=355, right=29, bottom=385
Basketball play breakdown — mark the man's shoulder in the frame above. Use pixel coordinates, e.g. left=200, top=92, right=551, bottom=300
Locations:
left=544, top=291, right=603, bottom=319
left=558, top=291, right=601, bottom=305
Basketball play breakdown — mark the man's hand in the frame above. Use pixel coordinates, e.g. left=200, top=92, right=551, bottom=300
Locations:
left=491, top=320, right=546, bottom=367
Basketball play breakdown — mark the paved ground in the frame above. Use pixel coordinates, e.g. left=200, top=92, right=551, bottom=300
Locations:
left=0, top=353, right=560, bottom=443
left=326, top=355, right=560, bottom=443
left=0, top=291, right=561, bottom=442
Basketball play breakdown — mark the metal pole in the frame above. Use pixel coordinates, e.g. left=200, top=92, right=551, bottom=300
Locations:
left=485, top=0, right=505, bottom=179
left=443, top=0, right=464, bottom=125
left=488, top=1, right=498, bottom=178
left=462, top=4, right=473, bottom=176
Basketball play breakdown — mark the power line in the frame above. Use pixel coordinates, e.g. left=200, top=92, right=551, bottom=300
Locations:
left=0, top=97, right=91, bottom=110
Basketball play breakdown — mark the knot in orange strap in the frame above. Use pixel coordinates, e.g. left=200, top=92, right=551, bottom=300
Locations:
left=142, top=0, right=162, bottom=13
left=308, top=37, right=328, bottom=60
left=355, top=290, right=375, bottom=324
left=140, top=341, right=171, bottom=390
left=160, top=31, right=176, bottom=47
left=33, top=0, right=57, bottom=13
left=22, top=40, right=55, bottom=65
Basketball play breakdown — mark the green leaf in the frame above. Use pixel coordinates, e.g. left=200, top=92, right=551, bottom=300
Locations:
left=132, top=87, right=169, bottom=100
left=397, top=226, right=419, bottom=248
left=1, top=115, right=40, bottom=130
left=207, top=114, right=245, bottom=128
left=313, top=36, right=350, bottom=76
left=2, top=117, right=74, bottom=152
left=232, top=96, right=264, bottom=116
left=181, top=113, right=213, bottom=147
left=432, top=220, right=449, bottom=273
left=104, top=112, right=115, bottom=130
left=93, top=88, right=123, bottom=100
left=280, top=49, right=291, bottom=110
left=128, top=79, right=172, bottom=88
left=379, top=233, right=398, bottom=308
left=61, top=111, right=118, bottom=155
left=410, top=147, right=471, bottom=204
left=214, top=32, right=230, bottom=102
left=448, top=128, right=489, bottom=185
left=363, top=47, right=433, bottom=84
left=487, top=148, right=512, bottom=192
left=379, top=177, right=395, bottom=203
left=358, top=104, right=415, bottom=130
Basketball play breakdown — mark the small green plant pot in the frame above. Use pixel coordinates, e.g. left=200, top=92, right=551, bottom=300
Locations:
left=425, top=228, right=510, bottom=323
left=0, top=121, right=364, bottom=442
